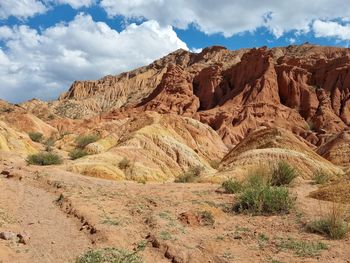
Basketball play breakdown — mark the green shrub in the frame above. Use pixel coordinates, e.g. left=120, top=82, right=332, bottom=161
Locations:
left=307, top=218, right=348, bottom=239
left=76, top=248, right=142, bottom=263
left=175, top=165, right=204, bottom=183
left=75, top=134, right=100, bottom=149
left=28, top=132, right=43, bottom=142
left=222, top=179, right=243, bottom=194
left=27, top=152, right=63, bottom=165
left=119, top=157, right=131, bottom=170
left=246, top=172, right=267, bottom=188
left=235, top=184, right=294, bottom=215
left=69, top=149, right=88, bottom=160
left=313, top=170, right=331, bottom=184
left=307, top=203, right=349, bottom=239
left=270, top=161, right=297, bottom=186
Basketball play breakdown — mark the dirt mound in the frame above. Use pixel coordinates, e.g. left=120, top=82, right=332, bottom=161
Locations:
left=317, top=129, right=350, bottom=166
left=0, top=120, right=38, bottom=156
left=309, top=178, right=350, bottom=203
left=216, top=127, right=343, bottom=180
left=68, top=112, right=227, bottom=182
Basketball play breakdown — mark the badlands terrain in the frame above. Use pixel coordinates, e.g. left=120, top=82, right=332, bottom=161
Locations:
left=1, top=43, right=350, bottom=262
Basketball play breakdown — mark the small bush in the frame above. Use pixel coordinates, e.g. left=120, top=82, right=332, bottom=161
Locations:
left=119, top=157, right=131, bottom=170
left=44, top=137, right=55, bottom=152
left=175, top=165, right=204, bottom=183
left=69, top=149, right=88, bottom=160
left=198, top=210, right=215, bottom=226
left=270, top=161, right=297, bottom=186
left=175, top=172, right=196, bottom=183
left=247, top=172, right=268, bottom=188
left=307, top=218, right=348, bottom=239
left=313, top=170, right=331, bottom=184
left=190, top=165, right=204, bottom=176
left=28, top=132, right=43, bottom=142
left=27, top=152, right=63, bottom=166
left=235, top=185, right=294, bottom=215
left=277, top=238, right=327, bottom=257
left=75, top=134, right=100, bottom=149
left=222, top=179, right=243, bottom=194
left=307, top=203, right=349, bottom=239
left=76, top=247, right=142, bottom=263
left=209, top=160, right=220, bottom=169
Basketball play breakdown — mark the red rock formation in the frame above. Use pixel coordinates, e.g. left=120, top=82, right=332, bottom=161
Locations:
left=23, top=44, right=350, bottom=147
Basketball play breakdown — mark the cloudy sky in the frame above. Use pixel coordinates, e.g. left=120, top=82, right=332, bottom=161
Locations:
left=1, top=0, right=350, bottom=102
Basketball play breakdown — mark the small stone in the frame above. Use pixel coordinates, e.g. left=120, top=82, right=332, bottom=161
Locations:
left=0, top=170, right=10, bottom=176
left=17, top=233, right=30, bottom=244
left=0, top=170, right=13, bottom=178
left=0, top=231, right=16, bottom=240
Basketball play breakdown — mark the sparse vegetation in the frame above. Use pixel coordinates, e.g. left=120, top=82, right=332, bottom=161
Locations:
left=69, top=148, right=88, bottom=160
left=119, top=157, right=131, bottom=170
left=312, top=170, right=331, bottom=184
left=27, top=152, right=63, bottom=165
left=235, top=184, right=294, bottom=215
left=75, top=134, right=100, bottom=149
left=159, top=231, right=173, bottom=240
left=44, top=137, right=55, bottom=152
left=223, top=164, right=297, bottom=215
left=307, top=203, right=349, bottom=239
left=307, top=218, right=348, bottom=239
left=101, top=216, right=120, bottom=226
left=277, top=238, right=328, bottom=257
left=270, top=161, right=297, bottom=186
left=75, top=248, right=142, bottom=263
left=306, top=120, right=316, bottom=131
left=198, top=210, right=215, bottom=226
left=175, top=165, right=204, bottom=183
left=221, top=179, right=243, bottom=194
left=28, top=131, right=43, bottom=142
left=209, top=160, right=220, bottom=169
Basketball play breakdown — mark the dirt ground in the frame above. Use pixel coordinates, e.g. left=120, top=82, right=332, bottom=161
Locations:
left=1, top=153, right=350, bottom=263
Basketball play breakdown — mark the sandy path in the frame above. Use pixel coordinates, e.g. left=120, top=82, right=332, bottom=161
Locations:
left=0, top=178, right=91, bottom=263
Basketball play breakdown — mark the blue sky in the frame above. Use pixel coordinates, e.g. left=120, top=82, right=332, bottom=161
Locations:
left=0, top=0, right=350, bottom=102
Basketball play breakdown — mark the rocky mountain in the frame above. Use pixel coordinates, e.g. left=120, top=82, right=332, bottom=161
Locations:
left=2, top=44, right=350, bottom=262
left=23, top=44, right=350, bottom=149
left=0, top=43, right=349, bottom=183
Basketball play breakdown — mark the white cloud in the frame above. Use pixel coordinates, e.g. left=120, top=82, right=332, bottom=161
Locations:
left=288, top=38, right=296, bottom=44
left=0, top=0, right=47, bottom=19
left=52, top=0, right=96, bottom=8
left=0, top=13, right=188, bottom=102
left=100, top=0, right=350, bottom=38
left=0, top=0, right=97, bottom=20
left=313, top=20, right=350, bottom=40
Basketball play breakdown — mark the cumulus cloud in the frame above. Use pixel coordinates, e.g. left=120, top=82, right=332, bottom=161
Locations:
left=0, top=0, right=97, bottom=20
left=51, top=0, right=96, bottom=9
left=0, top=0, right=47, bottom=19
left=313, top=20, right=350, bottom=40
left=100, top=0, right=350, bottom=38
left=0, top=13, right=187, bottom=102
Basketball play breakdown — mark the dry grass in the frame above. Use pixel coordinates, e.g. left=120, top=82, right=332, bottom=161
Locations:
left=307, top=202, right=349, bottom=239
left=310, top=178, right=350, bottom=203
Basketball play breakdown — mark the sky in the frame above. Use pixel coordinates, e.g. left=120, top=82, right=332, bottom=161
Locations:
left=1, top=1, right=350, bottom=102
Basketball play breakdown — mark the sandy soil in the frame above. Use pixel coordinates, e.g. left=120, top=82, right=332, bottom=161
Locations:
left=1, top=154, right=350, bottom=263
